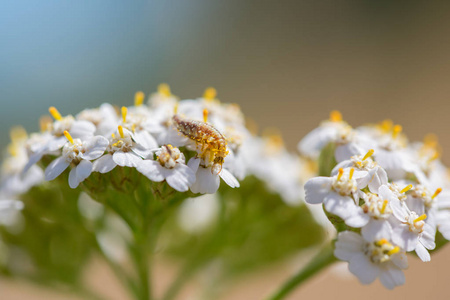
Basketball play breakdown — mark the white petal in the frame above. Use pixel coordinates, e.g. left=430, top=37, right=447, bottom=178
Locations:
left=335, top=143, right=364, bottom=163
left=187, top=157, right=201, bottom=173
left=361, top=219, right=392, bottom=242
left=415, top=242, right=431, bottom=262
left=379, top=267, right=405, bottom=289
left=70, top=120, right=96, bottom=139
left=348, top=252, right=379, bottom=285
left=392, top=224, right=418, bottom=251
left=334, top=231, right=364, bottom=261
left=136, top=160, right=164, bottom=182
left=166, top=164, right=196, bottom=192
left=389, top=198, right=408, bottom=222
left=391, top=252, right=408, bottom=269
left=22, top=151, right=44, bottom=174
left=367, top=167, right=388, bottom=193
left=132, top=145, right=153, bottom=159
left=420, top=223, right=436, bottom=250
left=304, top=177, right=332, bottom=204
left=219, top=168, right=240, bottom=188
left=76, top=160, right=93, bottom=183
left=190, top=167, right=220, bottom=194
left=324, top=194, right=369, bottom=227
left=93, top=154, right=117, bottom=173
left=113, top=151, right=142, bottom=167
left=82, top=136, right=109, bottom=160
left=45, top=157, right=70, bottom=181
left=68, top=167, right=78, bottom=189
left=133, top=130, right=158, bottom=149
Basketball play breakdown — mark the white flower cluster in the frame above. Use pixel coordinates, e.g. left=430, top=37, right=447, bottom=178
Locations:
left=301, top=111, right=450, bottom=289
left=0, top=85, right=316, bottom=225
left=3, top=86, right=247, bottom=196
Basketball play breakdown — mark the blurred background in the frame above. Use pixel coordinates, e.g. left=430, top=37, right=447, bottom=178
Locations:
left=2, top=1, right=450, bottom=299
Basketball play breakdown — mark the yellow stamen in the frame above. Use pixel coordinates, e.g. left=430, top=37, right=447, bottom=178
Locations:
left=132, top=124, right=136, bottom=133
left=379, top=119, right=393, bottom=133
left=387, top=246, right=400, bottom=256
left=203, top=87, right=217, bottom=100
left=424, top=133, right=438, bottom=148
left=414, top=214, right=427, bottom=223
left=112, top=140, right=123, bottom=148
left=63, top=131, right=74, bottom=144
left=49, top=106, right=62, bottom=121
left=429, top=151, right=440, bottom=162
left=121, top=106, right=127, bottom=123
left=203, top=109, right=209, bottom=123
left=380, top=200, right=388, bottom=214
left=174, top=103, right=179, bottom=114
left=118, top=125, right=124, bottom=138
left=363, top=149, right=375, bottom=161
left=134, top=91, right=145, bottom=106
left=10, top=126, right=27, bottom=143
left=349, top=168, right=355, bottom=180
left=158, top=83, right=171, bottom=97
left=337, top=168, right=344, bottom=181
left=40, top=116, right=53, bottom=132
left=392, top=124, right=402, bottom=139
left=432, top=188, right=442, bottom=199
left=7, top=144, right=17, bottom=157
left=375, top=239, right=389, bottom=246
left=400, top=184, right=413, bottom=194
left=329, top=110, right=342, bottom=122
left=111, top=133, right=115, bottom=138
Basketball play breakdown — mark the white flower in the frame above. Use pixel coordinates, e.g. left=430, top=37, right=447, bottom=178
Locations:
left=188, top=157, right=239, bottom=194
left=305, top=168, right=369, bottom=227
left=136, top=145, right=195, bottom=192
left=359, top=185, right=396, bottom=242
left=390, top=197, right=436, bottom=262
left=332, top=149, right=388, bottom=193
left=93, top=126, right=155, bottom=172
left=45, top=132, right=109, bottom=188
left=334, top=231, right=408, bottom=289
left=297, top=110, right=348, bottom=159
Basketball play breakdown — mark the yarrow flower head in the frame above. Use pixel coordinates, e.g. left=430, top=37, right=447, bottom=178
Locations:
left=301, top=111, right=450, bottom=289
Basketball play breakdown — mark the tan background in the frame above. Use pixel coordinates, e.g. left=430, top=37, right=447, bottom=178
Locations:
left=2, top=1, right=450, bottom=299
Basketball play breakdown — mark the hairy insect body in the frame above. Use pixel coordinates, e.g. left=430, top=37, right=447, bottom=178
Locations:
left=172, top=114, right=228, bottom=174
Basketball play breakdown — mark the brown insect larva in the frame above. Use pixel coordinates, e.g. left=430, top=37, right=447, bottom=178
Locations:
left=172, top=114, right=228, bottom=174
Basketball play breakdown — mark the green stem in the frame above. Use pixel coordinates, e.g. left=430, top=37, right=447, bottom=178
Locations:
left=265, top=243, right=337, bottom=300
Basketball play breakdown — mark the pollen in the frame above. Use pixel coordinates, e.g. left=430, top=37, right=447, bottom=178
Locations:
left=414, top=214, right=427, bottom=223
left=118, top=125, right=125, bottom=138
left=329, top=110, right=342, bottom=122
left=134, top=91, right=145, bottom=106
left=158, top=83, right=171, bottom=97
left=203, top=87, right=217, bottom=101
left=63, top=130, right=74, bottom=144
left=49, top=106, right=62, bottom=121
left=363, top=149, right=375, bottom=161
left=432, top=188, right=442, bottom=199
left=121, top=106, right=127, bottom=123
left=400, top=184, right=413, bottom=194
left=203, top=109, right=209, bottom=123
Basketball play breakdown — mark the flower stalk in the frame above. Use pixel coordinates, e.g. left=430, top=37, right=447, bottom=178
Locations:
left=266, top=243, right=337, bottom=300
